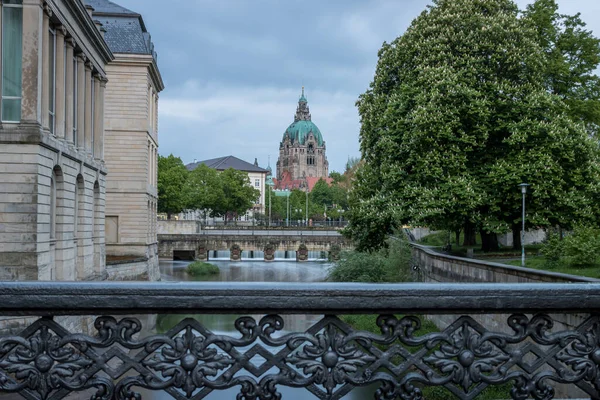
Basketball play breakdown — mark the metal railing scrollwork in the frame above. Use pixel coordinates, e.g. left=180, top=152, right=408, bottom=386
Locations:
left=0, top=282, right=599, bottom=399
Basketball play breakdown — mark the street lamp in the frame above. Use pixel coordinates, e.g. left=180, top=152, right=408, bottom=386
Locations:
left=266, top=175, right=274, bottom=228
left=518, top=183, right=530, bottom=267
left=295, top=208, right=302, bottom=225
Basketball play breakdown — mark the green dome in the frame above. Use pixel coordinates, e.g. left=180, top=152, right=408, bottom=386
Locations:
left=285, top=120, right=323, bottom=146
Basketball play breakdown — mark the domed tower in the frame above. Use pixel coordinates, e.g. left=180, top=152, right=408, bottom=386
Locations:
left=276, top=88, right=329, bottom=181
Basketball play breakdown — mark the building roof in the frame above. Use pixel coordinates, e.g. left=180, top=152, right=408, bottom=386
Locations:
left=187, top=156, right=269, bottom=173
left=86, top=0, right=137, bottom=15
left=87, top=0, right=154, bottom=56
left=273, top=172, right=333, bottom=192
left=283, top=88, right=324, bottom=146
left=284, top=120, right=323, bottom=147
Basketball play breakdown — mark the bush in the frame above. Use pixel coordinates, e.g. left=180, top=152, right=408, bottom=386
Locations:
left=541, top=226, right=600, bottom=268
left=186, top=261, right=220, bottom=276
left=563, top=226, right=600, bottom=267
left=328, top=239, right=412, bottom=283
left=541, top=230, right=564, bottom=262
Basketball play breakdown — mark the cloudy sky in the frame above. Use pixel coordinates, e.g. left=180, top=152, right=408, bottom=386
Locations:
left=112, top=0, right=600, bottom=173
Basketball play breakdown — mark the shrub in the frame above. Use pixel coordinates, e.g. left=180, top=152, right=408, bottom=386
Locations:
left=563, top=226, right=600, bottom=267
left=328, top=239, right=412, bottom=283
left=186, top=261, right=220, bottom=276
left=541, top=230, right=564, bottom=262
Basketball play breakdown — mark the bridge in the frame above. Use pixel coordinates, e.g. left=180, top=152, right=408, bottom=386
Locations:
left=157, top=229, right=353, bottom=262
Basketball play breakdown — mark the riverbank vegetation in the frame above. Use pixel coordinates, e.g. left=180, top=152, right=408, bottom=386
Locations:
left=345, top=0, right=600, bottom=253
left=327, top=238, right=412, bottom=283
left=186, top=261, right=220, bottom=276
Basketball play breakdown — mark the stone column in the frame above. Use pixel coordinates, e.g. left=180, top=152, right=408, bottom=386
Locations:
left=64, top=38, right=74, bottom=144
left=20, top=2, right=43, bottom=123
left=76, top=53, right=86, bottom=150
left=41, top=5, right=51, bottom=130
left=54, top=27, right=66, bottom=139
left=84, top=61, right=92, bottom=155
left=93, top=75, right=102, bottom=159
left=98, top=78, right=107, bottom=160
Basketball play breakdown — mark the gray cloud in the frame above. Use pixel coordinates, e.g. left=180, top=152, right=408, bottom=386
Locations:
left=113, top=0, right=600, bottom=172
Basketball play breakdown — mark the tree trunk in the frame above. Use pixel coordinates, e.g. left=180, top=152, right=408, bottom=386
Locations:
left=463, top=221, right=477, bottom=246
left=455, top=229, right=461, bottom=246
left=167, top=212, right=173, bottom=220
left=480, top=230, right=499, bottom=252
left=512, top=223, right=521, bottom=251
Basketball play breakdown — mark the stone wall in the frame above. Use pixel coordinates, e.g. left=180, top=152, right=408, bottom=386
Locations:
left=102, top=54, right=162, bottom=282
left=412, top=244, right=596, bottom=284
left=157, top=220, right=198, bottom=235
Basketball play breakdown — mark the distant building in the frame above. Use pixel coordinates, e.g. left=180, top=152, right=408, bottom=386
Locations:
left=89, top=0, right=164, bottom=280
left=183, top=156, right=268, bottom=223
left=0, top=0, right=112, bottom=280
left=276, top=88, right=329, bottom=190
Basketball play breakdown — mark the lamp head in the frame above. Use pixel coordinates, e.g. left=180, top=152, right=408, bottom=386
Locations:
left=518, top=183, right=530, bottom=194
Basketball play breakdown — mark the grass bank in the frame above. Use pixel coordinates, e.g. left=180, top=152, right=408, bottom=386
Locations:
left=186, top=261, right=220, bottom=276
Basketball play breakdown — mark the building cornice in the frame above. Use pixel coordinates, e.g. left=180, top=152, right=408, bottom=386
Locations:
left=109, top=54, right=164, bottom=92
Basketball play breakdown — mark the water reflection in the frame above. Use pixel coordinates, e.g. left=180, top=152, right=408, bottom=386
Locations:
left=135, top=259, right=374, bottom=400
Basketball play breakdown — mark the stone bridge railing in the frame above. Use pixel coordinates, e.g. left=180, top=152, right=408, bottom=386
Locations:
left=0, top=281, right=600, bottom=399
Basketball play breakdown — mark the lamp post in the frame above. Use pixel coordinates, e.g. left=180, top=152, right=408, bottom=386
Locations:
left=518, top=183, right=530, bottom=267
left=266, top=176, right=274, bottom=228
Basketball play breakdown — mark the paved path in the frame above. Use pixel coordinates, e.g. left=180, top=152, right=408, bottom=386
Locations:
left=195, top=229, right=343, bottom=236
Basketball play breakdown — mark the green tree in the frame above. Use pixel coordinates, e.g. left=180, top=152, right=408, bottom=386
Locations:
left=351, top=0, right=600, bottom=251
left=209, top=168, right=260, bottom=223
left=329, top=171, right=345, bottom=185
left=157, top=154, right=189, bottom=219
left=185, top=164, right=222, bottom=222
left=310, top=179, right=332, bottom=207
left=523, top=0, right=600, bottom=135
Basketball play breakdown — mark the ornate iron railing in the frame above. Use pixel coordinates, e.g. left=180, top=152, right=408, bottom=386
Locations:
left=0, top=282, right=599, bottom=399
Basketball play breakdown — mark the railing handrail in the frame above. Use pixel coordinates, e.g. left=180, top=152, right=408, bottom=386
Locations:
left=1, top=281, right=600, bottom=315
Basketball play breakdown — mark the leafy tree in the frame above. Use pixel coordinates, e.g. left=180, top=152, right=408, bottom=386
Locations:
left=351, top=0, right=600, bottom=251
left=185, top=164, right=222, bottom=222
left=209, top=168, right=260, bottom=223
left=523, top=0, right=600, bottom=135
left=157, top=154, right=189, bottom=219
left=329, top=171, right=345, bottom=184
left=310, top=179, right=332, bottom=207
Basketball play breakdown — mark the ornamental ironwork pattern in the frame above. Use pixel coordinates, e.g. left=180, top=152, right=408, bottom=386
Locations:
left=0, top=314, right=599, bottom=399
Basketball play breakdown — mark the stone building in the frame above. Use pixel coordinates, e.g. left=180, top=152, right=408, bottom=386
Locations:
left=0, top=0, right=112, bottom=280
left=183, top=156, right=268, bottom=224
left=276, top=88, right=329, bottom=187
left=89, top=0, right=163, bottom=280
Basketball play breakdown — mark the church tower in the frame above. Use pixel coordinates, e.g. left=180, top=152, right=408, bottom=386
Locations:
left=277, top=88, right=329, bottom=181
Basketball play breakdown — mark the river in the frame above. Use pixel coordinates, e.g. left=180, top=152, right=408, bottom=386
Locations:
left=135, top=259, right=376, bottom=399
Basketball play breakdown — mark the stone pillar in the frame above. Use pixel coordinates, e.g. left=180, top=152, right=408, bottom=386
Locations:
left=93, top=75, right=101, bottom=159
left=64, top=38, right=74, bottom=144
left=54, top=27, right=66, bottom=139
left=98, top=78, right=107, bottom=159
left=84, top=61, right=92, bottom=154
left=76, top=54, right=86, bottom=150
left=20, top=2, right=43, bottom=123
left=41, top=5, right=51, bottom=130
